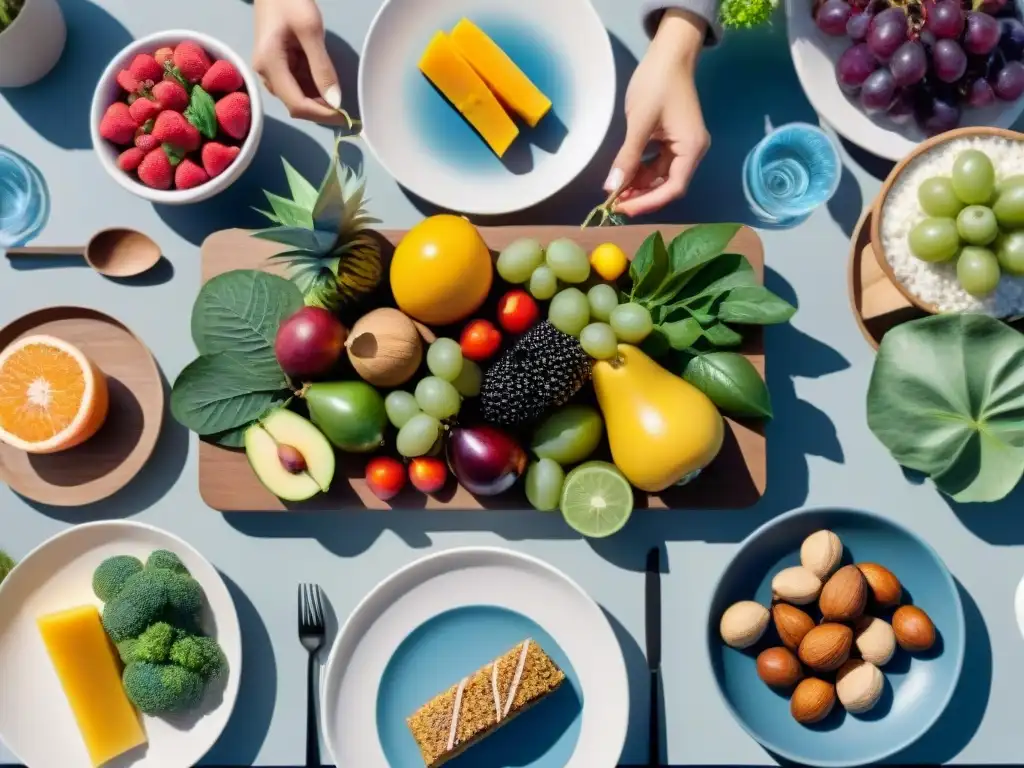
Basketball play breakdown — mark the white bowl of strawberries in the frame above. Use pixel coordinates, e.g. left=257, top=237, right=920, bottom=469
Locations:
left=90, top=30, right=264, bottom=204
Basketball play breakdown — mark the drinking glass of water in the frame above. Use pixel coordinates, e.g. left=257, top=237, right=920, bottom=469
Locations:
left=742, top=123, right=841, bottom=228
left=0, top=146, right=49, bottom=249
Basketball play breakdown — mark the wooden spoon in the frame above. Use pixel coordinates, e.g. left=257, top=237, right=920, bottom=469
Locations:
left=5, top=228, right=161, bottom=278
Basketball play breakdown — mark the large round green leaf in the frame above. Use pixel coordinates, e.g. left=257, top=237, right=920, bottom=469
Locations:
left=867, top=313, right=1024, bottom=502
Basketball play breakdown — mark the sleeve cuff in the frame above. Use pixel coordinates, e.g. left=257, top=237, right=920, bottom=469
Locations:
left=642, top=1, right=723, bottom=46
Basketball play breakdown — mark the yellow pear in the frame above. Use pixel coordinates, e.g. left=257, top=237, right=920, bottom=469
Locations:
left=593, top=344, right=724, bottom=493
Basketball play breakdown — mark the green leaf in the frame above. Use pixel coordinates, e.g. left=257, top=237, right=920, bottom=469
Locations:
left=171, top=352, right=289, bottom=435
left=282, top=159, right=319, bottom=210
left=265, top=193, right=313, bottom=229
left=162, top=144, right=185, bottom=167
left=718, top=285, right=797, bottom=325
left=682, top=255, right=758, bottom=304
left=629, top=232, right=669, bottom=301
left=191, top=270, right=304, bottom=356
left=184, top=85, right=217, bottom=139
left=682, top=351, right=772, bottom=418
left=668, top=224, right=741, bottom=275
left=867, top=313, right=1024, bottom=502
left=205, top=426, right=248, bottom=448
left=163, top=60, right=190, bottom=91
left=640, top=326, right=671, bottom=358
left=252, top=226, right=337, bottom=254
left=702, top=323, right=744, bottom=348
left=660, top=318, right=703, bottom=350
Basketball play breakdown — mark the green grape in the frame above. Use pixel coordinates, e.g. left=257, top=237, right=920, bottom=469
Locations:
left=993, top=184, right=1024, bottom=229
left=609, top=303, right=653, bottom=344
left=997, top=174, right=1024, bottom=196
left=451, top=359, right=482, bottom=397
left=548, top=287, right=590, bottom=336
left=579, top=323, right=619, bottom=359
left=957, top=246, right=1001, bottom=297
left=956, top=205, right=998, bottom=246
left=545, top=238, right=591, bottom=283
left=951, top=149, right=996, bottom=205
left=496, top=238, right=544, bottom=284
left=918, top=177, right=965, bottom=218
left=426, top=338, right=463, bottom=382
left=587, top=283, right=620, bottom=322
left=997, top=231, right=1024, bottom=275
left=525, top=459, right=565, bottom=512
left=415, top=376, right=462, bottom=420
left=531, top=405, right=604, bottom=465
left=528, top=265, right=558, bottom=300
left=384, top=391, right=421, bottom=429
left=908, top=218, right=960, bottom=263
left=396, top=413, right=442, bottom=458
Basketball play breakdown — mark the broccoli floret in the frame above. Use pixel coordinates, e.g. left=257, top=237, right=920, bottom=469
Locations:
left=116, top=638, right=138, bottom=665
left=145, top=550, right=189, bottom=575
left=92, top=555, right=143, bottom=602
left=169, top=634, right=227, bottom=680
left=101, top=570, right=168, bottom=642
left=122, top=662, right=204, bottom=715
left=146, top=569, right=203, bottom=628
left=0, top=550, right=14, bottom=585
left=121, top=622, right=175, bottom=664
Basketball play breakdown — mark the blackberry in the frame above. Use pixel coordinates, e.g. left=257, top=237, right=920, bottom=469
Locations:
left=480, top=321, right=591, bottom=427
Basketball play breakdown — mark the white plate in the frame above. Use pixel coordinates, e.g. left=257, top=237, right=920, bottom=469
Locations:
left=786, top=0, right=1024, bottom=161
left=320, top=546, right=629, bottom=767
left=0, top=521, right=241, bottom=768
left=358, top=0, right=616, bottom=215
left=1014, top=572, right=1024, bottom=641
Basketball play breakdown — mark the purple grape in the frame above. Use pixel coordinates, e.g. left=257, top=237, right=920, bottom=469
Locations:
left=887, top=89, right=916, bottom=122
left=933, top=39, right=969, bottom=82
left=925, top=0, right=965, bottom=39
left=860, top=68, right=898, bottom=112
left=994, top=60, right=1024, bottom=99
left=916, top=96, right=962, bottom=134
left=889, top=40, right=928, bottom=85
left=836, top=42, right=881, bottom=93
left=867, top=10, right=909, bottom=61
left=816, top=0, right=853, bottom=35
left=999, top=18, right=1024, bottom=60
left=967, top=76, right=997, bottom=106
left=847, top=11, right=872, bottom=40
left=965, top=11, right=1002, bottom=55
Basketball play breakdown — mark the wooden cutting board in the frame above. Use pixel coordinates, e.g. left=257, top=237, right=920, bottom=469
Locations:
left=198, top=225, right=767, bottom=511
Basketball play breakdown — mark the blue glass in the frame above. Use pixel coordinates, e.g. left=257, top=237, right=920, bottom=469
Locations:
left=742, top=123, right=840, bottom=227
left=0, top=146, right=49, bottom=248
left=376, top=604, right=583, bottom=767
left=408, top=17, right=570, bottom=176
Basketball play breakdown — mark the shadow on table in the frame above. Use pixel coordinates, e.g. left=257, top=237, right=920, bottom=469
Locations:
left=841, top=136, right=897, bottom=183
left=19, top=364, right=188, bottom=521
left=204, top=574, right=277, bottom=766
left=945, top=477, right=1024, bottom=545
left=603, top=605, right=663, bottom=766
left=1, top=0, right=132, bottom=150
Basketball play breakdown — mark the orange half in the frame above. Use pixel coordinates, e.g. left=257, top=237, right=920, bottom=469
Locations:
left=0, top=335, right=109, bottom=454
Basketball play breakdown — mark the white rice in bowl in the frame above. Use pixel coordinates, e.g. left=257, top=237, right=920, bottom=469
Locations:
left=880, top=135, right=1024, bottom=317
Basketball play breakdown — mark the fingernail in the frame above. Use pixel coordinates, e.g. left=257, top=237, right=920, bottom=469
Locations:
left=604, top=168, right=624, bottom=193
left=652, top=176, right=665, bottom=188
left=324, top=85, right=342, bottom=110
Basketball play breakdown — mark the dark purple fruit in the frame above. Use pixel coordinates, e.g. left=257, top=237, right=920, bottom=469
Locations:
left=447, top=425, right=527, bottom=496
left=275, top=307, right=348, bottom=380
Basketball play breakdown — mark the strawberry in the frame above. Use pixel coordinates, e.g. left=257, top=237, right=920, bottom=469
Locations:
left=173, top=40, right=211, bottom=83
left=215, top=92, right=251, bottom=140
left=117, top=147, right=145, bottom=172
left=99, top=102, right=139, bottom=145
left=128, top=97, right=161, bottom=124
left=152, top=80, right=188, bottom=112
left=175, top=158, right=209, bottom=190
left=201, top=142, right=240, bottom=178
left=135, top=132, right=159, bottom=152
left=116, top=69, right=141, bottom=93
left=201, top=60, right=243, bottom=93
left=151, top=110, right=201, bottom=152
left=154, top=47, right=175, bottom=67
left=129, top=53, right=163, bottom=83
left=137, top=148, right=174, bottom=190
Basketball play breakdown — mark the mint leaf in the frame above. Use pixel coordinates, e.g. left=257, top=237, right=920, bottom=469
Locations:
left=163, top=59, right=191, bottom=91
left=142, top=118, right=155, bottom=134
left=162, top=143, right=185, bottom=167
left=184, top=85, right=217, bottom=139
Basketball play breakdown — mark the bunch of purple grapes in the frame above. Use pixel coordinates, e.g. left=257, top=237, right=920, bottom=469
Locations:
left=816, top=0, right=1024, bottom=134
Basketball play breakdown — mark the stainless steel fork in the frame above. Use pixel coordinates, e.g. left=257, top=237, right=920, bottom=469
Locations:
left=299, top=583, right=326, bottom=767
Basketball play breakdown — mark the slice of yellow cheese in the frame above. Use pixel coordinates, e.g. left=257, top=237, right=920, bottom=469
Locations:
left=38, top=606, right=147, bottom=767
left=450, top=19, right=552, bottom=128
left=419, top=31, right=519, bottom=157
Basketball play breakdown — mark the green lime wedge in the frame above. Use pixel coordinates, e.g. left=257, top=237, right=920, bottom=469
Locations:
left=559, top=461, right=633, bottom=538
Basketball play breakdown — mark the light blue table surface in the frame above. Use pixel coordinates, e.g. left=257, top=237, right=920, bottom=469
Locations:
left=2, top=0, right=1021, bottom=765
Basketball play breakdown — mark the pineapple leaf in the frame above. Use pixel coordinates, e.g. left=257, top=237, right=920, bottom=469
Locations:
left=281, top=158, right=318, bottom=211
left=252, top=226, right=337, bottom=254
left=266, top=193, right=313, bottom=229
left=252, top=207, right=281, bottom=225
left=313, top=161, right=345, bottom=234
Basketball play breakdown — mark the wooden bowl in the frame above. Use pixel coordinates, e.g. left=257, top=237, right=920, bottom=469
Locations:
left=870, top=126, right=1024, bottom=315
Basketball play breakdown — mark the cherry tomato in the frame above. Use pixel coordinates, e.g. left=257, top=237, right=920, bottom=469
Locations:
left=460, top=319, right=502, bottom=361
left=409, top=456, right=448, bottom=494
left=496, top=290, right=540, bottom=334
left=365, top=456, right=406, bottom=501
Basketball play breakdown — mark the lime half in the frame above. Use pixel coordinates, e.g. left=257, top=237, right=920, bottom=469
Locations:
left=559, top=461, right=634, bottom=538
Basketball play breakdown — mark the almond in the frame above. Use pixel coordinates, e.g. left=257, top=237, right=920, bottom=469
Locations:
left=773, top=603, right=815, bottom=651
left=892, top=605, right=936, bottom=652
left=771, top=566, right=822, bottom=605
left=856, top=563, right=902, bottom=608
left=800, top=530, right=843, bottom=580
left=756, top=647, right=803, bottom=688
left=854, top=615, right=896, bottom=666
left=820, top=564, right=867, bottom=622
left=798, top=623, right=853, bottom=672
left=790, top=677, right=835, bottom=724
left=719, top=600, right=770, bottom=649
left=836, top=658, right=883, bottom=714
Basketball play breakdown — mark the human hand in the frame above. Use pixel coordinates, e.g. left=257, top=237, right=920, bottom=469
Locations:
left=604, top=9, right=710, bottom=217
left=252, top=0, right=352, bottom=125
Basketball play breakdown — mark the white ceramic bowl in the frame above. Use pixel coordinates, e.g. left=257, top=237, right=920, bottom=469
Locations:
left=787, top=0, right=1024, bottom=161
left=90, top=30, right=263, bottom=205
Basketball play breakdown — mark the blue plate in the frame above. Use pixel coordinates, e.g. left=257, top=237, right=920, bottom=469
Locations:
left=707, top=507, right=965, bottom=767
left=376, top=605, right=583, bottom=767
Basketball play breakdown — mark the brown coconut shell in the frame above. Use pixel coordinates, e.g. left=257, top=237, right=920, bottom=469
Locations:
left=346, top=308, right=423, bottom=387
